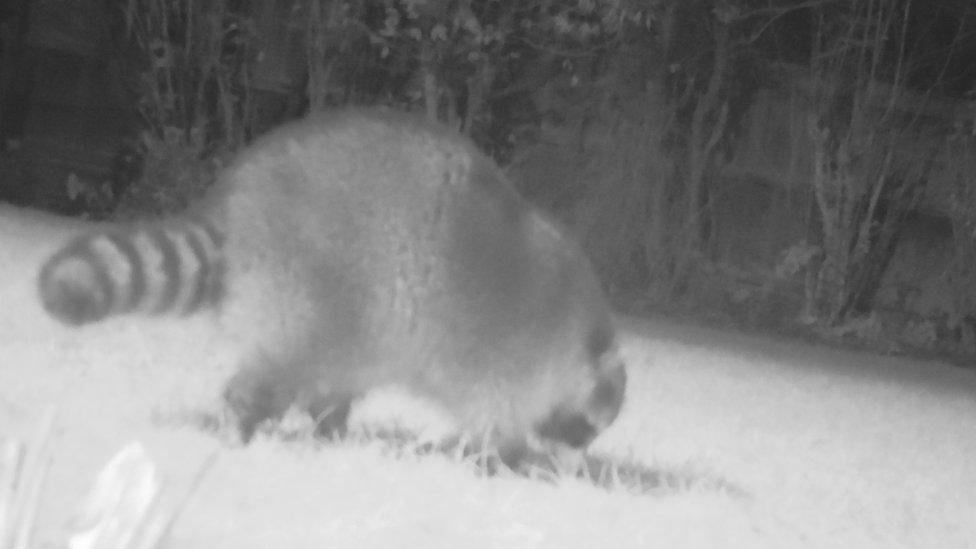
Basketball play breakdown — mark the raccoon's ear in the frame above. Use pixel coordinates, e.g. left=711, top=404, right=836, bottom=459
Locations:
left=586, top=322, right=616, bottom=365
left=587, top=355, right=626, bottom=426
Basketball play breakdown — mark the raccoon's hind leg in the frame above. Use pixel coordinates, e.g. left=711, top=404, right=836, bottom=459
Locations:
left=222, top=355, right=358, bottom=443
left=222, top=356, right=302, bottom=443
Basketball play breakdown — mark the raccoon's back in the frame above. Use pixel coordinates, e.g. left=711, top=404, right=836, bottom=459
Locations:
left=214, top=109, right=613, bottom=372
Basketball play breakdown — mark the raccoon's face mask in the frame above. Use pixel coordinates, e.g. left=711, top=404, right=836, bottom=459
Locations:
left=486, top=324, right=626, bottom=468
left=534, top=354, right=627, bottom=450
left=533, top=326, right=627, bottom=452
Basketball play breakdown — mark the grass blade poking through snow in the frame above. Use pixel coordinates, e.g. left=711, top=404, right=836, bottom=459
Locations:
left=0, top=407, right=56, bottom=549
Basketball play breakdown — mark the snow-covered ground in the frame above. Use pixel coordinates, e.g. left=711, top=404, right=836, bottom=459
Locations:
left=1, top=203, right=973, bottom=547
left=611, top=317, right=976, bottom=548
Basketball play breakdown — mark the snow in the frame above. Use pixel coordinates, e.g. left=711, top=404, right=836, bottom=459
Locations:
left=1, top=204, right=973, bottom=547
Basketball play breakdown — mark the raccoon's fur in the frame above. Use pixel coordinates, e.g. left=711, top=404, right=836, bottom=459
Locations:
left=37, top=109, right=626, bottom=464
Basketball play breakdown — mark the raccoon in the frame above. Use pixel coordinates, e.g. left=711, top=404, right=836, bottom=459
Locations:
left=37, top=109, right=626, bottom=464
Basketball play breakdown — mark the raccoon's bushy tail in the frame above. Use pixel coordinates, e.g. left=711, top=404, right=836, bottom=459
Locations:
left=37, top=219, right=225, bottom=326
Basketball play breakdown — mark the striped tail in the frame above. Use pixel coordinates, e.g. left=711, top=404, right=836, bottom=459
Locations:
left=37, top=219, right=225, bottom=326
